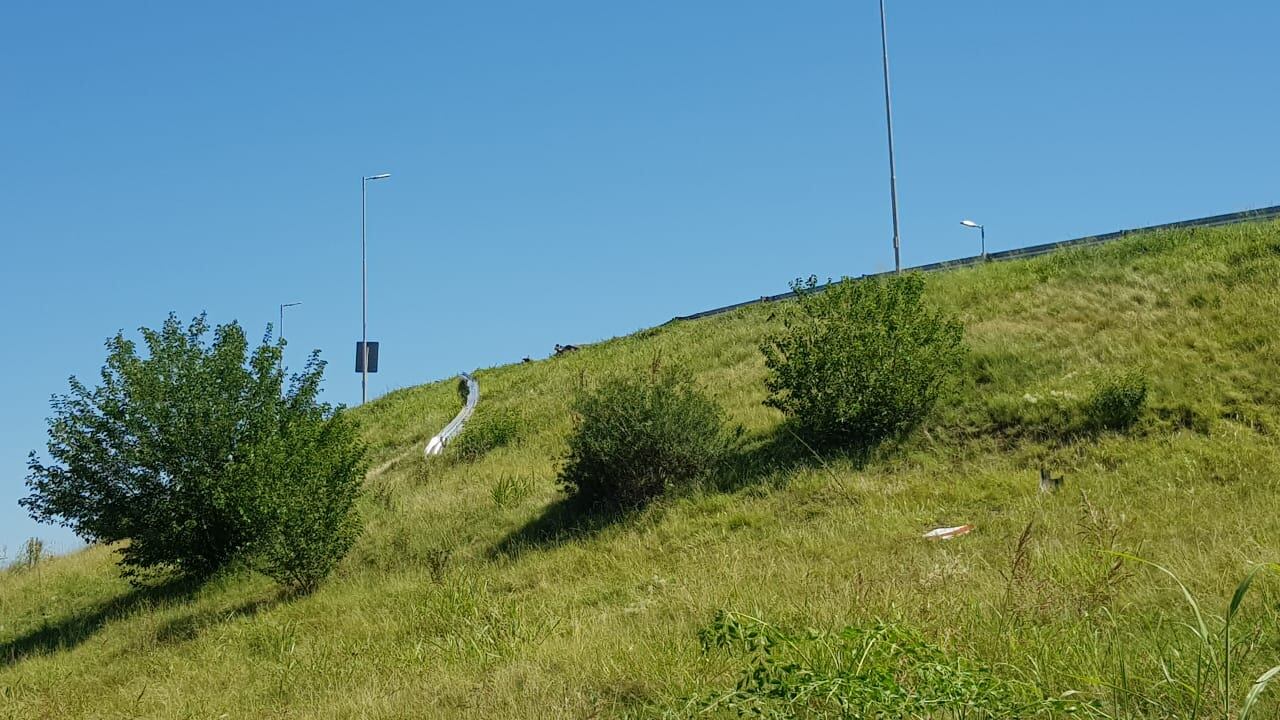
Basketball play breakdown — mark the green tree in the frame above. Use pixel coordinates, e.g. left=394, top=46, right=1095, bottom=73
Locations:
left=22, top=314, right=365, bottom=590
left=761, top=274, right=965, bottom=450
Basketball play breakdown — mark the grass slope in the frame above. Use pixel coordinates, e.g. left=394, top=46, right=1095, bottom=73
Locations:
left=3, top=222, right=1280, bottom=718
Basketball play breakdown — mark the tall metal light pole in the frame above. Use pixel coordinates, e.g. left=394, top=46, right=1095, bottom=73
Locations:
left=961, top=219, right=986, bottom=258
left=362, top=173, right=391, bottom=404
left=279, top=302, right=302, bottom=345
left=879, top=0, right=902, bottom=273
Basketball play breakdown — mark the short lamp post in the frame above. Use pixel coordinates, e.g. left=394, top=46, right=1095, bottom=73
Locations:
left=961, top=219, right=986, bottom=259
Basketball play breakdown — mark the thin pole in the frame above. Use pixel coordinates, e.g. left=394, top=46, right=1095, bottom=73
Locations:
left=277, top=301, right=285, bottom=379
left=279, top=303, right=285, bottom=379
left=980, top=225, right=986, bottom=258
left=879, top=0, right=902, bottom=273
left=361, top=177, right=368, bottom=404
left=279, top=302, right=300, bottom=346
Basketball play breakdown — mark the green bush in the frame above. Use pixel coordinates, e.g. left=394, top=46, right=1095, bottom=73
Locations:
left=1083, top=369, right=1148, bottom=431
left=23, top=313, right=365, bottom=590
left=761, top=274, right=966, bottom=449
left=559, top=369, right=734, bottom=511
left=230, top=405, right=365, bottom=592
left=450, top=407, right=520, bottom=462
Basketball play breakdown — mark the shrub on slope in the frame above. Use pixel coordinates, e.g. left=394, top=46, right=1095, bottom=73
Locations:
left=1083, top=368, right=1148, bottom=432
left=559, top=367, right=735, bottom=511
left=761, top=274, right=966, bottom=450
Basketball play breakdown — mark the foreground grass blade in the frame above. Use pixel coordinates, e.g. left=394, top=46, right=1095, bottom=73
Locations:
left=1108, top=553, right=1209, bottom=642
left=1240, top=665, right=1280, bottom=720
left=1225, top=565, right=1264, bottom=717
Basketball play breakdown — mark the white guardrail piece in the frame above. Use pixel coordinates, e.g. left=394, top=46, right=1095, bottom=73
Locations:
left=424, top=373, right=479, bottom=457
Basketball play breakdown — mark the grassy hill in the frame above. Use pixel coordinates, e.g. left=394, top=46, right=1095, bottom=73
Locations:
left=3, top=221, right=1280, bottom=718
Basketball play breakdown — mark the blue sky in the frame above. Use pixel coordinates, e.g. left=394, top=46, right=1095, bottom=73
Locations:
left=2, top=1, right=1277, bottom=557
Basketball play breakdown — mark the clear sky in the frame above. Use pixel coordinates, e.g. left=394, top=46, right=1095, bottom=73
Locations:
left=2, top=1, right=1277, bottom=557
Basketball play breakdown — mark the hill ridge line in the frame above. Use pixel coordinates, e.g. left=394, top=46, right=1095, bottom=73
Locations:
left=670, top=203, right=1280, bottom=323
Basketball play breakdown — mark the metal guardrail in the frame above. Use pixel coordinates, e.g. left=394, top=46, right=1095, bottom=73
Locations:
left=670, top=204, right=1280, bottom=323
left=424, top=373, right=479, bottom=457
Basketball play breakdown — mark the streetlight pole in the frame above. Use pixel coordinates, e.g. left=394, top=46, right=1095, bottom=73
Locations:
left=279, top=302, right=301, bottom=345
left=879, top=0, right=902, bottom=274
left=278, top=301, right=301, bottom=378
left=961, top=220, right=985, bottom=258
left=361, top=173, right=391, bottom=404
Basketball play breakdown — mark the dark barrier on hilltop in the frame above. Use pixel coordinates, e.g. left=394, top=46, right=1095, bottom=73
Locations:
left=669, top=204, right=1280, bottom=323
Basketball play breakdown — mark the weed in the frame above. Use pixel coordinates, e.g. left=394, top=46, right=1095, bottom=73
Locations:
left=1072, top=492, right=1134, bottom=611
left=490, top=475, right=534, bottom=509
left=424, top=545, right=453, bottom=583
left=1000, top=521, right=1051, bottom=623
left=683, top=610, right=1083, bottom=718
left=1083, top=369, right=1148, bottom=432
left=9, top=538, right=46, bottom=572
left=1188, top=289, right=1223, bottom=309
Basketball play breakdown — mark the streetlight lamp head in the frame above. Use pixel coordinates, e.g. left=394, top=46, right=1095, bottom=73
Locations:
left=366, top=173, right=391, bottom=180
left=961, top=219, right=981, bottom=228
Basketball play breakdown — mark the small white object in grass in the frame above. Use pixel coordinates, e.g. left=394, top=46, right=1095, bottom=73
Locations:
left=923, top=524, right=974, bottom=540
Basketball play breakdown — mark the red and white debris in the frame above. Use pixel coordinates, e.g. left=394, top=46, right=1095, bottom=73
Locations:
left=923, top=524, right=974, bottom=540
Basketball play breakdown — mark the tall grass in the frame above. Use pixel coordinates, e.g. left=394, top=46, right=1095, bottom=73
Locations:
left=1096, top=557, right=1280, bottom=720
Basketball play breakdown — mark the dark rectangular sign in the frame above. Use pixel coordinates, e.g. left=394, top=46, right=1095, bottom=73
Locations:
left=355, top=341, right=379, bottom=373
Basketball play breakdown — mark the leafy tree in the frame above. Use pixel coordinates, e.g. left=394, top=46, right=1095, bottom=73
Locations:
left=22, top=313, right=365, bottom=590
left=761, top=274, right=965, bottom=450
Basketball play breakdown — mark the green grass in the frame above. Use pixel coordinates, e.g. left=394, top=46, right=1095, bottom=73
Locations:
left=4, top=221, right=1280, bottom=718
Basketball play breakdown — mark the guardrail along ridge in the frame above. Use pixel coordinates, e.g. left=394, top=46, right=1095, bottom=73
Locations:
left=671, top=204, right=1280, bottom=323
left=424, top=373, right=480, bottom=457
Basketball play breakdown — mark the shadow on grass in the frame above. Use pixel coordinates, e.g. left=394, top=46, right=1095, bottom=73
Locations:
left=0, top=575, right=287, bottom=667
left=153, top=592, right=282, bottom=643
left=713, top=426, right=872, bottom=498
left=491, top=426, right=869, bottom=560
left=490, top=495, right=629, bottom=559
left=1, top=577, right=196, bottom=667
